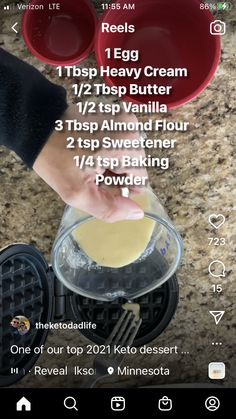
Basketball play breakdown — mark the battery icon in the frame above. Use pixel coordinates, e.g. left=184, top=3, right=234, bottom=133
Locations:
left=217, top=2, right=232, bottom=10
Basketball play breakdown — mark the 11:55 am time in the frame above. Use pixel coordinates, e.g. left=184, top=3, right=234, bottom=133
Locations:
left=102, top=2, right=135, bottom=10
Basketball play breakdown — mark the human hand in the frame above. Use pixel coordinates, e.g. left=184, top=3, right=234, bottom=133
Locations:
left=33, top=105, right=148, bottom=222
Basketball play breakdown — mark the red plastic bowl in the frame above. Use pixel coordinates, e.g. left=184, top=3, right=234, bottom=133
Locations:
left=22, top=0, right=98, bottom=66
left=96, top=0, right=221, bottom=108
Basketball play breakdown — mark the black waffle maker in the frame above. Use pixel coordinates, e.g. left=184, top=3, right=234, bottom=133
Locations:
left=0, top=243, right=179, bottom=387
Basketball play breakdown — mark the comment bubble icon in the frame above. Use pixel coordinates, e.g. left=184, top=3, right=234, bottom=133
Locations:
left=208, top=260, right=226, bottom=278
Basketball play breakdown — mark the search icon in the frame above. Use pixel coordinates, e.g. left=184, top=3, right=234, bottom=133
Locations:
left=64, top=396, right=78, bottom=411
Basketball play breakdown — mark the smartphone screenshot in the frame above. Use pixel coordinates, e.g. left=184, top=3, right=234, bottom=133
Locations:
left=0, top=0, right=235, bottom=417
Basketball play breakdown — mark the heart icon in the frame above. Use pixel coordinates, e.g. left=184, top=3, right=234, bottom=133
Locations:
left=208, top=214, right=226, bottom=229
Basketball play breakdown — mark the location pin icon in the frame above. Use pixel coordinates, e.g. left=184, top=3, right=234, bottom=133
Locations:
left=107, top=367, right=114, bottom=375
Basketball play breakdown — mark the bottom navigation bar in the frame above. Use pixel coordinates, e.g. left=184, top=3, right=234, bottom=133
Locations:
left=1, top=388, right=234, bottom=417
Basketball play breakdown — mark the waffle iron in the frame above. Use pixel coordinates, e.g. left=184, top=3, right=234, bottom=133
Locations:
left=0, top=244, right=178, bottom=386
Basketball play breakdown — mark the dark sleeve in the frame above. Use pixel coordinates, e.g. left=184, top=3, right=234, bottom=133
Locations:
left=0, top=48, right=68, bottom=167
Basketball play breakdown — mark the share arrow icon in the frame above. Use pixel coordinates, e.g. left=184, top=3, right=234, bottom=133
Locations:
left=209, top=311, right=225, bottom=325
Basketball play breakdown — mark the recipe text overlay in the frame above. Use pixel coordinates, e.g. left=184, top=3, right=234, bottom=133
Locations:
left=55, top=36, right=190, bottom=186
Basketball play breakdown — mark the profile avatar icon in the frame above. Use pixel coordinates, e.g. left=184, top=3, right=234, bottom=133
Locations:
left=10, top=315, right=30, bottom=336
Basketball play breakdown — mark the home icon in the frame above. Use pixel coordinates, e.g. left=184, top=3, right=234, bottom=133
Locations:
left=16, top=396, right=31, bottom=412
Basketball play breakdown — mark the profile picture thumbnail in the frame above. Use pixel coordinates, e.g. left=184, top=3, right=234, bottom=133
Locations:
left=10, top=315, right=30, bottom=336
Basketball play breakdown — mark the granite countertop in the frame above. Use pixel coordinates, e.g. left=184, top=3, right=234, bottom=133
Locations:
left=0, top=2, right=235, bottom=388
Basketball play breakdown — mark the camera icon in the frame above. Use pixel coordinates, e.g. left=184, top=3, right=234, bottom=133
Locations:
left=210, top=20, right=226, bottom=35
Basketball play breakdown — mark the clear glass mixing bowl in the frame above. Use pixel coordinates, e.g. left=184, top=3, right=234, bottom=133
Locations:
left=52, top=189, right=183, bottom=301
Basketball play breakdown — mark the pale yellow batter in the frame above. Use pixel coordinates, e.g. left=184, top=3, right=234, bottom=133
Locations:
left=73, top=192, right=155, bottom=268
